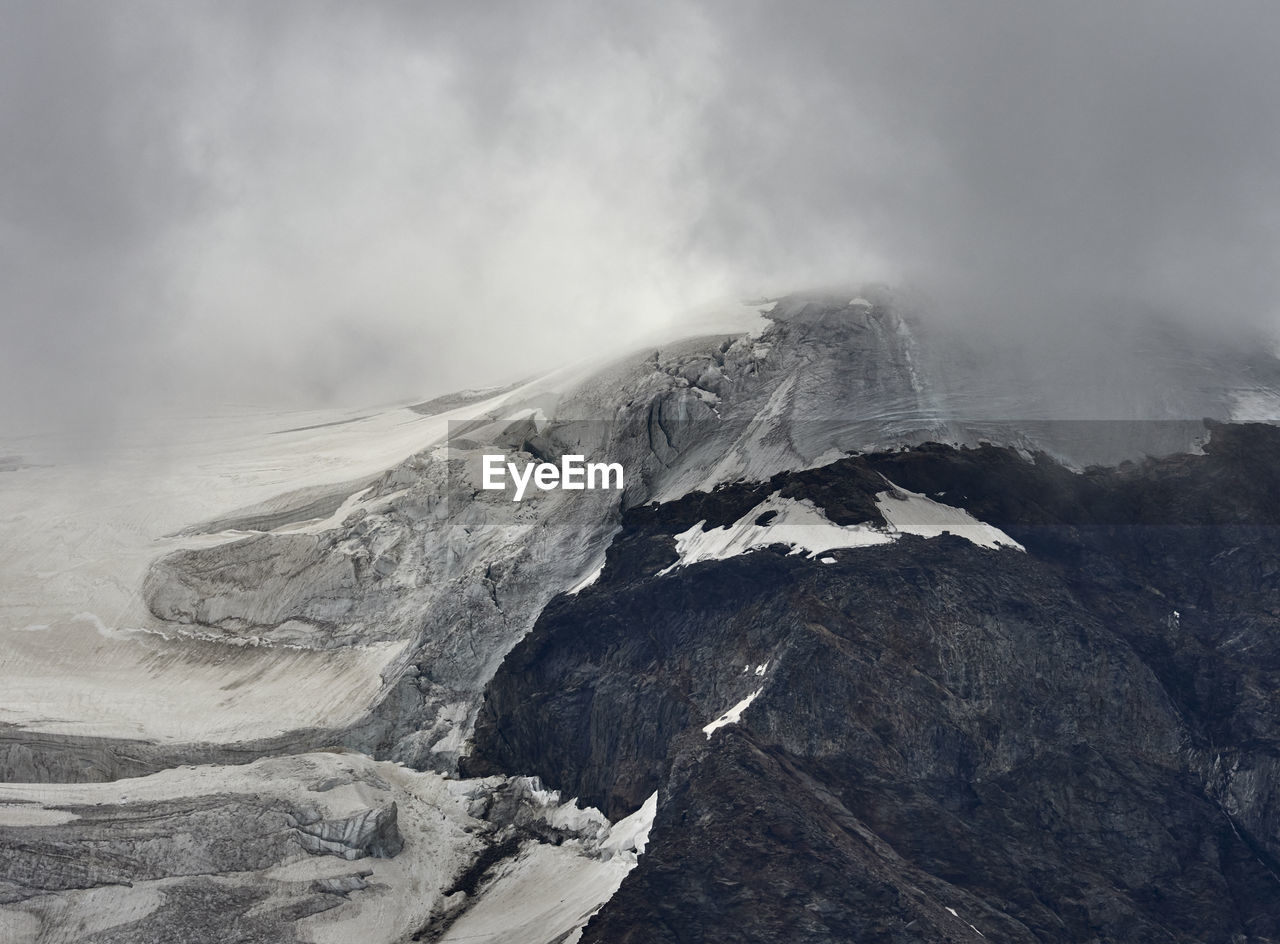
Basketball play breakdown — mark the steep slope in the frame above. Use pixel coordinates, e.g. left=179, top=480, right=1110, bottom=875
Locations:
left=466, top=425, right=1280, bottom=942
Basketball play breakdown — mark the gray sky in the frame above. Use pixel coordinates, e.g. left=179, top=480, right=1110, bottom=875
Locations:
left=4, top=1, right=1280, bottom=438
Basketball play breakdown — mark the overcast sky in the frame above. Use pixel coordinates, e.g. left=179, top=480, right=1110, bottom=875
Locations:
left=4, top=1, right=1280, bottom=438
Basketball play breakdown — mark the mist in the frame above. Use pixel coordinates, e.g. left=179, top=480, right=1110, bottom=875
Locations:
left=4, top=1, right=1280, bottom=440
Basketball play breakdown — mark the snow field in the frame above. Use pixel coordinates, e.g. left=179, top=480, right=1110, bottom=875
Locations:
left=659, top=481, right=1022, bottom=577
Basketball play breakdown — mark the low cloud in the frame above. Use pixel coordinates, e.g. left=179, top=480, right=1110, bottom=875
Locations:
left=3, top=1, right=1279, bottom=439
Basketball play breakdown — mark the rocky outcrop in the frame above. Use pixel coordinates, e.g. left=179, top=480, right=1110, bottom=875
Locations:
left=466, top=424, right=1280, bottom=942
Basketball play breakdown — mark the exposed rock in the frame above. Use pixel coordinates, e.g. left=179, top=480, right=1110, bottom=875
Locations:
left=467, top=425, right=1280, bottom=942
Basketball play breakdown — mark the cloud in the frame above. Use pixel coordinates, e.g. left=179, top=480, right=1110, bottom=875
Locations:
left=699, top=1, right=1280, bottom=332
left=3, top=1, right=1279, bottom=438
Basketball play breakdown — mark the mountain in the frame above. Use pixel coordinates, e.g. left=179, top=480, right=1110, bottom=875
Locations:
left=468, top=426, right=1280, bottom=942
left=2, top=293, right=1279, bottom=942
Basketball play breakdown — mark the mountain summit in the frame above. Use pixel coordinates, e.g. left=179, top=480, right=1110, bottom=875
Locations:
left=3, top=293, right=1280, bottom=942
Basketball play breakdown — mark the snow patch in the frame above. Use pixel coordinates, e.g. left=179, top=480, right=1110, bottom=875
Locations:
left=659, top=495, right=893, bottom=575
left=603, top=791, right=658, bottom=856
left=942, top=905, right=985, bottom=937
left=874, top=484, right=1024, bottom=551
left=659, top=483, right=1021, bottom=577
left=435, top=842, right=634, bottom=944
left=436, top=791, right=658, bottom=944
left=703, top=688, right=763, bottom=738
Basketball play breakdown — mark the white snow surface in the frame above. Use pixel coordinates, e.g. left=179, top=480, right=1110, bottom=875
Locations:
left=660, top=496, right=894, bottom=575
left=0, top=351, right=638, bottom=744
left=602, top=790, right=658, bottom=857
left=0, top=392, right=526, bottom=742
left=660, top=485, right=1021, bottom=577
left=633, top=297, right=774, bottom=343
left=436, top=791, right=657, bottom=944
left=436, top=841, right=635, bottom=944
left=703, top=688, right=763, bottom=738
left=0, top=621, right=407, bottom=741
left=874, top=484, right=1024, bottom=551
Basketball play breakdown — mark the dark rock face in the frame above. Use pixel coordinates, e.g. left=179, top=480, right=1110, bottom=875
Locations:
left=466, top=423, right=1280, bottom=943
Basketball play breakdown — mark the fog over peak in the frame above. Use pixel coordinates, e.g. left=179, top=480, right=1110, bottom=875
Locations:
left=3, top=1, right=1279, bottom=439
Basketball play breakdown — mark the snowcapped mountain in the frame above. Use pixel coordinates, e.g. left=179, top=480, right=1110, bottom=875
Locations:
left=3, top=292, right=1280, bottom=942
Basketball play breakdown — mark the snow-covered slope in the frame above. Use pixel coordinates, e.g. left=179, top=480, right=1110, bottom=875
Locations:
left=0, top=397, right=510, bottom=743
